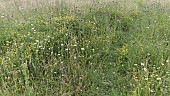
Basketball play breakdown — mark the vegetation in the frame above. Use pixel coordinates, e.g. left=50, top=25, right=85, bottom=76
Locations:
left=0, top=0, right=170, bottom=96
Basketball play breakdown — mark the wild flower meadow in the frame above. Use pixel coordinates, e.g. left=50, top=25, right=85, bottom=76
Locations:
left=0, top=0, right=170, bottom=96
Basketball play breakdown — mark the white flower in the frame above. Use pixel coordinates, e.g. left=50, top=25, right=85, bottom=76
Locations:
left=156, top=78, right=161, bottom=81
left=146, top=27, right=149, bottom=29
left=145, top=77, right=148, bottom=80
left=92, top=49, right=95, bottom=52
left=134, top=64, right=138, bottom=66
left=81, top=48, right=85, bottom=51
left=149, top=88, right=154, bottom=93
left=141, top=62, right=145, bottom=66
left=73, top=44, right=77, bottom=47
left=74, top=56, right=77, bottom=59
left=161, top=63, right=164, bottom=66
left=144, top=68, right=147, bottom=72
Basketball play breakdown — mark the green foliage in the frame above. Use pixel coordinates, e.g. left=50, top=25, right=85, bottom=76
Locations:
left=0, top=0, right=170, bottom=96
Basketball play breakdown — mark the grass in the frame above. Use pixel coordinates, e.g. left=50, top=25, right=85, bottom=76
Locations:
left=0, top=0, right=170, bottom=96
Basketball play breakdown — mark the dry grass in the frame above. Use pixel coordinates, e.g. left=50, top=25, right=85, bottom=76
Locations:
left=0, top=0, right=117, bottom=17
left=0, top=0, right=169, bottom=15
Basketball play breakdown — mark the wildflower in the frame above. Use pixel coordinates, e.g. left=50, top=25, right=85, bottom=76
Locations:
left=73, top=44, right=77, bottom=47
left=61, top=44, right=64, bottom=46
left=145, top=77, right=148, bottom=80
left=144, top=67, right=147, bottom=72
left=5, top=77, right=9, bottom=80
left=156, top=77, right=161, bottom=81
left=1, top=15, right=4, bottom=18
left=157, top=67, right=160, bottom=70
left=141, top=62, right=145, bottom=66
left=161, top=63, right=164, bottom=66
left=134, top=64, right=138, bottom=66
left=92, top=49, right=95, bottom=52
left=74, top=56, right=77, bottom=59
left=147, top=53, right=151, bottom=56
left=41, top=47, right=45, bottom=50
left=149, top=88, right=154, bottom=93
left=81, top=48, right=85, bottom=51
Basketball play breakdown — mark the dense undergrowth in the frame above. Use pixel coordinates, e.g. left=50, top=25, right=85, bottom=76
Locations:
left=0, top=0, right=170, bottom=96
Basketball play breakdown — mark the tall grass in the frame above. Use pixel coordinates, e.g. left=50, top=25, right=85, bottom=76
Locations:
left=0, top=0, right=170, bottom=96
